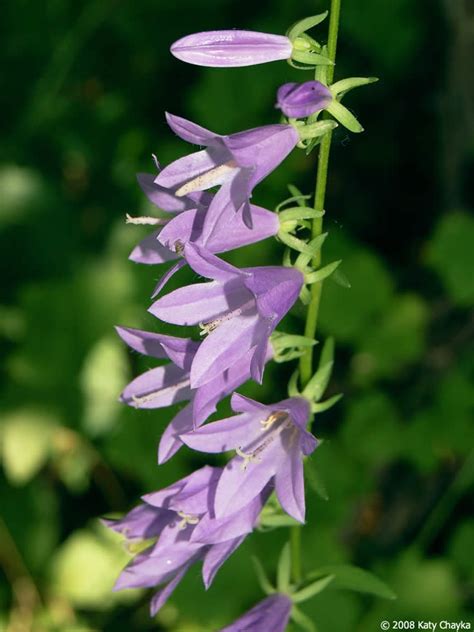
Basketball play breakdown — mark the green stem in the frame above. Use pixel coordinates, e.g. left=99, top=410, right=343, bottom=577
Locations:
left=291, top=0, right=342, bottom=586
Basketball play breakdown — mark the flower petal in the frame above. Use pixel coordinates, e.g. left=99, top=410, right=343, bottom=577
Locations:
left=165, top=112, right=218, bottom=145
left=136, top=172, right=192, bottom=212
left=219, top=594, right=292, bottom=632
left=149, top=564, right=190, bottom=616
left=155, top=149, right=219, bottom=190
left=181, top=412, right=256, bottom=454
left=184, top=242, right=242, bottom=282
left=121, top=365, right=190, bottom=409
left=202, top=536, right=245, bottom=589
left=129, top=231, right=178, bottom=265
left=151, top=260, right=186, bottom=298
left=170, top=31, right=293, bottom=68
left=158, top=403, right=195, bottom=464
left=274, top=433, right=306, bottom=523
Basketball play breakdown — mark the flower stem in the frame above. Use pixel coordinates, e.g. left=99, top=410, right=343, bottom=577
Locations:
left=291, top=0, right=342, bottom=585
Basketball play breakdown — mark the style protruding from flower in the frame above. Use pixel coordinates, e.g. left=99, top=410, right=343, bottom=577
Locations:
left=219, top=593, right=292, bottom=632
left=104, top=466, right=270, bottom=616
left=181, top=393, right=318, bottom=523
left=149, top=243, right=304, bottom=387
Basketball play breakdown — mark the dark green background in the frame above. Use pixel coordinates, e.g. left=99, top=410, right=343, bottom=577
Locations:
left=1, top=0, right=473, bottom=630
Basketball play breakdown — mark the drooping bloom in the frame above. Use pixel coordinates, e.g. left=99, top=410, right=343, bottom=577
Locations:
left=149, top=243, right=304, bottom=388
left=181, top=393, right=317, bottom=523
left=276, top=80, right=333, bottom=119
left=116, top=325, right=273, bottom=463
left=130, top=163, right=279, bottom=268
left=219, top=593, right=292, bottom=632
left=104, top=466, right=270, bottom=616
left=171, top=30, right=293, bottom=68
left=155, top=113, right=299, bottom=240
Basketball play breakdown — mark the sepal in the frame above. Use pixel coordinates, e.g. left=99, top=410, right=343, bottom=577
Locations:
left=331, top=76, right=379, bottom=98
left=287, top=12, right=328, bottom=42
left=271, top=331, right=317, bottom=363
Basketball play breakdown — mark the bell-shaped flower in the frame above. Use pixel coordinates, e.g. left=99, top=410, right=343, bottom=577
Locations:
left=155, top=113, right=299, bottom=240
left=181, top=393, right=318, bottom=523
left=276, top=80, right=333, bottom=119
left=130, top=168, right=279, bottom=268
left=105, top=466, right=270, bottom=616
left=116, top=325, right=273, bottom=463
left=171, top=30, right=294, bottom=67
left=149, top=244, right=303, bottom=388
left=219, top=593, right=292, bottom=632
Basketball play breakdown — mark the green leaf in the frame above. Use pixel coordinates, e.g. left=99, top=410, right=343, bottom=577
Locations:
left=331, top=268, right=351, bottom=289
left=252, top=557, right=275, bottom=595
left=427, top=211, right=474, bottom=306
left=80, top=336, right=128, bottom=436
left=305, top=260, right=341, bottom=284
left=308, top=565, right=396, bottom=600
left=312, top=393, right=343, bottom=413
left=292, top=575, right=335, bottom=603
left=303, top=338, right=334, bottom=402
left=326, top=100, right=364, bottom=133
left=304, top=459, right=329, bottom=501
left=330, top=76, right=379, bottom=97
left=279, top=207, right=325, bottom=223
left=277, top=542, right=291, bottom=593
left=1, top=409, right=56, bottom=484
left=291, top=605, right=318, bottom=632
left=287, top=12, right=328, bottom=41
left=259, top=513, right=301, bottom=529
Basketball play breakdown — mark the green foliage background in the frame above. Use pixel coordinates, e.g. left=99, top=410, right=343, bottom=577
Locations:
left=1, top=0, right=473, bottom=630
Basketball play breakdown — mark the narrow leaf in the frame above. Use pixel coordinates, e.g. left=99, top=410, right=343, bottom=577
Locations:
left=277, top=542, right=291, bottom=593
left=304, top=459, right=329, bottom=501
left=330, top=76, right=379, bottom=97
left=279, top=207, right=325, bottom=222
left=291, top=605, right=318, bottom=632
left=308, top=565, right=396, bottom=600
left=305, top=260, right=341, bottom=284
left=251, top=557, right=275, bottom=595
left=331, top=268, right=351, bottom=288
left=292, top=575, right=335, bottom=603
left=326, top=100, right=364, bottom=133
left=287, top=12, right=328, bottom=41
left=312, top=393, right=343, bottom=413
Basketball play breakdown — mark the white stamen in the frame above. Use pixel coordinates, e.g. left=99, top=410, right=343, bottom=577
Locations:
left=236, top=413, right=294, bottom=470
left=176, top=511, right=200, bottom=529
left=175, top=160, right=238, bottom=197
left=260, top=410, right=290, bottom=431
left=199, top=299, right=256, bottom=337
left=236, top=447, right=261, bottom=471
left=130, top=378, right=190, bottom=408
left=125, top=213, right=166, bottom=226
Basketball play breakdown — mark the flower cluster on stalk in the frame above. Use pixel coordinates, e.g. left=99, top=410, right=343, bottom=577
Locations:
left=104, top=11, right=377, bottom=629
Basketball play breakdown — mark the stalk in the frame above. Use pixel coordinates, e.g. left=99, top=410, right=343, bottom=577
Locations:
left=291, top=0, right=342, bottom=585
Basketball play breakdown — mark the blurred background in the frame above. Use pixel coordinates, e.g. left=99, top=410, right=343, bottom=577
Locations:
left=1, top=0, right=473, bottom=630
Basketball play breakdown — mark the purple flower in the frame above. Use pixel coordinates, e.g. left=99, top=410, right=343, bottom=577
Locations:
left=171, top=30, right=293, bottom=68
left=155, top=113, right=299, bottom=239
left=130, top=164, right=279, bottom=267
left=149, top=243, right=303, bottom=388
left=219, top=593, right=292, bottom=632
left=105, top=466, right=270, bottom=616
left=181, top=393, right=317, bottom=523
left=277, top=80, right=333, bottom=119
left=116, top=325, right=273, bottom=463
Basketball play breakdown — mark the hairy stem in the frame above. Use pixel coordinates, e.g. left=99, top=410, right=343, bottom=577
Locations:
left=291, top=0, right=342, bottom=585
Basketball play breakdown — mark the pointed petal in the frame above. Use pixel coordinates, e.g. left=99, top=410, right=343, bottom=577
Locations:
left=192, top=487, right=269, bottom=544
left=150, top=280, right=235, bottom=325
left=181, top=412, right=256, bottom=453
left=184, top=242, right=242, bottom=282
left=136, top=173, right=192, bottom=212
left=129, top=230, right=178, bottom=265
left=244, top=265, right=303, bottom=323
left=144, top=464, right=219, bottom=510
left=151, top=260, right=186, bottom=298
left=201, top=175, right=251, bottom=243
left=121, top=365, right=190, bottom=409
left=230, top=392, right=269, bottom=415
left=158, top=403, right=194, bottom=464
left=190, top=312, right=259, bottom=387
left=202, top=537, right=245, bottom=589
left=214, top=440, right=283, bottom=519
left=275, top=438, right=306, bottom=523
left=165, top=112, right=218, bottom=145
left=156, top=149, right=218, bottom=190
left=250, top=332, right=272, bottom=383
left=115, top=326, right=197, bottom=369
left=102, top=504, right=172, bottom=540
left=157, top=209, right=201, bottom=252
left=150, top=564, right=190, bottom=616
